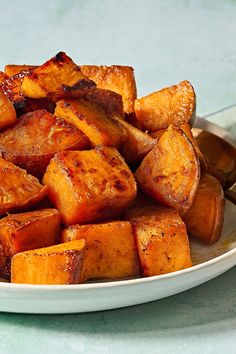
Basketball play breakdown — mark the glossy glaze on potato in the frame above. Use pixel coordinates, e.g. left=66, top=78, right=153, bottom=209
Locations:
left=0, top=71, right=7, bottom=84
left=0, top=109, right=90, bottom=177
left=0, top=87, right=16, bottom=129
left=83, top=88, right=124, bottom=118
left=112, top=115, right=157, bottom=165
left=134, top=80, right=196, bottom=131
left=0, top=156, right=47, bottom=215
left=81, top=65, right=137, bottom=114
left=183, top=174, right=225, bottom=244
left=0, top=209, right=60, bottom=278
left=126, top=204, right=192, bottom=276
left=21, top=52, right=95, bottom=100
left=62, top=221, right=140, bottom=282
left=11, top=239, right=85, bottom=285
left=55, top=98, right=126, bottom=147
left=135, top=125, right=200, bottom=214
left=4, top=64, right=37, bottom=77
left=43, top=147, right=137, bottom=225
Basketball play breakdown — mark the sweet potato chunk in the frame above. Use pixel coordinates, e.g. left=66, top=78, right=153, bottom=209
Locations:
left=62, top=221, right=140, bottom=282
left=126, top=205, right=192, bottom=276
left=81, top=65, right=137, bottom=114
left=1, top=69, right=31, bottom=108
left=55, top=98, right=126, bottom=147
left=0, top=71, right=7, bottom=83
left=134, top=80, right=196, bottom=131
left=0, top=209, right=60, bottom=278
left=43, top=147, right=137, bottom=225
left=21, top=52, right=95, bottom=100
left=135, top=125, right=200, bottom=214
left=83, top=88, right=124, bottom=118
left=11, top=239, right=85, bottom=285
left=112, top=116, right=157, bottom=165
left=4, top=65, right=37, bottom=77
left=1, top=68, right=55, bottom=115
left=0, top=109, right=90, bottom=177
left=183, top=174, right=224, bottom=244
left=0, top=87, right=17, bottom=129
left=0, top=157, right=47, bottom=215
left=150, top=129, right=166, bottom=140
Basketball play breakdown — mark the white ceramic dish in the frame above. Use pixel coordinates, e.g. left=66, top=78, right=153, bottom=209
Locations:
left=0, top=117, right=235, bottom=314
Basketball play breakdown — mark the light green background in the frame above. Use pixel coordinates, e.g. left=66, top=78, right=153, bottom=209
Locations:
left=0, top=1, right=235, bottom=353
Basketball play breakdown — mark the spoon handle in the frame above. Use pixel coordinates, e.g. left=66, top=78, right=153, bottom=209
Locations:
left=225, top=182, right=236, bottom=205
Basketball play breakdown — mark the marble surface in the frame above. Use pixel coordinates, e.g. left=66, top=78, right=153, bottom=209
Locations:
left=0, top=0, right=235, bottom=353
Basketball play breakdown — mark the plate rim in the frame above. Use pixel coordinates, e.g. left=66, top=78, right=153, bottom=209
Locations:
left=0, top=117, right=235, bottom=292
left=0, top=243, right=235, bottom=292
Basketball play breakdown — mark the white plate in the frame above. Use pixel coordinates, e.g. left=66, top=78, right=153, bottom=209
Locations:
left=0, top=117, right=235, bottom=314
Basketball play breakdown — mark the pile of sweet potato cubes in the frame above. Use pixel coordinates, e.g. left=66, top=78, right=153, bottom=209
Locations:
left=0, top=52, right=224, bottom=284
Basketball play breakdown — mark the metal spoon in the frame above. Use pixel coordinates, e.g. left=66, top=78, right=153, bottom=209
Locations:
left=192, top=123, right=236, bottom=204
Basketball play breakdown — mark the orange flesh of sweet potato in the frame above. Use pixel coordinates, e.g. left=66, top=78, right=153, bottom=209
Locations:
left=81, top=65, right=137, bottom=114
left=62, top=221, right=140, bottom=282
left=112, top=116, right=157, bottom=165
left=43, top=147, right=137, bottom=225
left=135, top=125, right=200, bottom=214
left=0, top=71, right=7, bottom=83
left=1, top=69, right=31, bottom=108
left=0, top=156, right=47, bottom=215
left=1, top=70, right=55, bottom=115
left=21, top=52, right=95, bottom=100
left=183, top=174, right=225, bottom=244
left=0, top=87, right=17, bottom=129
left=134, top=80, right=196, bottom=132
left=150, top=129, right=166, bottom=140
left=180, top=124, right=206, bottom=166
left=0, top=208, right=60, bottom=256
left=4, top=65, right=37, bottom=77
left=0, top=208, right=60, bottom=279
left=83, top=88, right=124, bottom=118
left=0, top=109, right=90, bottom=178
left=55, top=98, right=126, bottom=147
left=11, top=239, right=85, bottom=285
left=126, top=205, right=192, bottom=276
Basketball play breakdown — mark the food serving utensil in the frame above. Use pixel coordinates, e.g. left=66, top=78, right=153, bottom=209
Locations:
left=193, top=116, right=236, bottom=204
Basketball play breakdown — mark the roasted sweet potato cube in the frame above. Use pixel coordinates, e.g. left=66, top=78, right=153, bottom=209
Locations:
left=55, top=98, right=126, bottom=147
left=4, top=65, right=37, bottom=77
left=62, top=221, right=140, bottom=282
left=1, top=69, right=31, bottom=109
left=1, top=68, right=55, bottom=115
left=125, top=112, right=143, bottom=130
left=43, top=147, right=137, bottom=225
left=1, top=70, right=55, bottom=115
left=81, top=65, right=137, bottom=114
left=21, top=52, right=95, bottom=99
left=180, top=124, right=206, bottom=166
left=0, top=109, right=90, bottom=177
left=183, top=174, right=225, bottom=244
left=0, top=208, right=60, bottom=256
left=112, top=116, right=157, bottom=165
left=11, top=239, right=85, bottom=285
left=134, top=80, right=196, bottom=131
left=127, top=205, right=192, bottom=276
left=83, top=88, right=124, bottom=118
left=150, top=129, right=166, bottom=140
left=0, top=156, right=47, bottom=215
left=0, top=87, right=17, bottom=129
left=0, top=209, right=60, bottom=279
left=135, top=125, right=200, bottom=214
left=0, top=71, right=7, bottom=83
